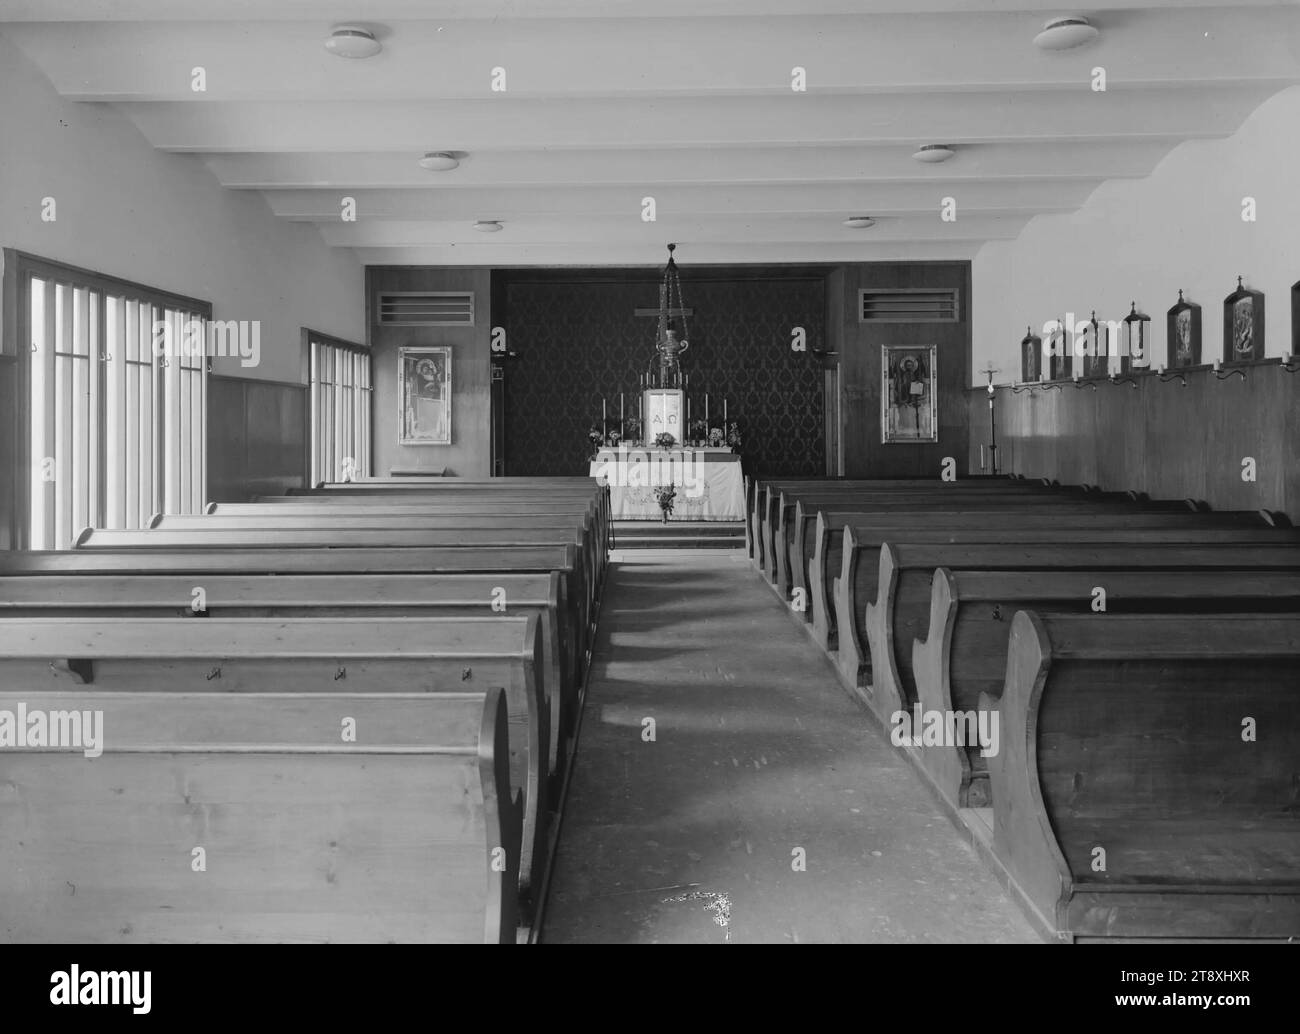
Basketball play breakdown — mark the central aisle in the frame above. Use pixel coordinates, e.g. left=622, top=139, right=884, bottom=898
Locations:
left=543, top=553, right=1039, bottom=944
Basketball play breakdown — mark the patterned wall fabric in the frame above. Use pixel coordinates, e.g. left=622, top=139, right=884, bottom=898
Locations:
left=499, top=274, right=826, bottom=476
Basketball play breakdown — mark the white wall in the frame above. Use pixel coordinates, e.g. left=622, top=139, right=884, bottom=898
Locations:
left=0, top=32, right=364, bottom=384
left=972, top=85, right=1300, bottom=384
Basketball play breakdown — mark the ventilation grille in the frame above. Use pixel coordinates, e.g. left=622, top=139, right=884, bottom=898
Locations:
left=378, top=292, right=475, bottom=326
left=859, top=288, right=959, bottom=323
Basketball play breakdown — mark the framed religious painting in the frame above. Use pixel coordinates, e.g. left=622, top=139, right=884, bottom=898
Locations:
left=1223, top=276, right=1264, bottom=363
left=1045, top=318, right=1072, bottom=380
left=1080, top=310, right=1110, bottom=378
left=1020, top=325, right=1042, bottom=382
left=399, top=345, right=452, bottom=445
left=881, top=344, right=937, bottom=443
left=1167, top=290, right=1201, bottom=368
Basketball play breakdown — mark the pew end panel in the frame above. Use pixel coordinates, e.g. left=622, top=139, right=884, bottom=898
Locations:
left=978, top=611, right=1070, bottom=938
left=909, top=568, right=979, bottom=807
left=0, top=689, right=521, bottom=944
left=0, top=614, right=551, bottom=920
left=831, top=525, right=867, bottom=692
left=984, top=611, right=1300, bottom=941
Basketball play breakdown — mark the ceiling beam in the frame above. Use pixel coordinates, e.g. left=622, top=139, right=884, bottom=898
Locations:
left=204, top=140, right=1179, bottom=189
left=124, top=85, right=1285, bottom=152
left=8, top=9, right=1297, bottom=101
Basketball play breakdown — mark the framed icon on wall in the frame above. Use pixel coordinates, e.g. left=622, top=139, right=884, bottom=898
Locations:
left=881, top=344, right=937, bottom=443
left=1045, top=318, right=1072, bottom=380
left=1223, top=277, right=1264, bottom=363
left=1020, top=326, right=1042, bottom=382
left=1167, top=290, right=1201, bottom=368
left=399, top=345, right=452, bottom=445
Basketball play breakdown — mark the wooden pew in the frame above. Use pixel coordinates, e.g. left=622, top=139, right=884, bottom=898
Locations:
left=0, top=687, right=520, bottom=943
left=755, top=479, right=1051, bottom=581
left=803, top=506, right=1275, bottom=646
left=73, top=528, right=599, bottom=653
left=840, top=537, right=1300, bottom=720
left=981, top=611, right=1300, bottom=941
left=0, top=546, right=593, bottom=783
left=910, top=569, right=1300, bottom=808
left=0, top=571, right=579, bottom=795
left=277, top=480, right=613, bottom=558
left=211, top=500, right=598, bottom=517
left=0, top=614, right=551, bottom=921
left=778, top=492, right=1164, bottom=601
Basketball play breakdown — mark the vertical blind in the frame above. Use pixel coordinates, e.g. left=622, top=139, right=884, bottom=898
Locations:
left=27, top=269, right=208, bottom=550
left=309, top=335, right=372, bottom=485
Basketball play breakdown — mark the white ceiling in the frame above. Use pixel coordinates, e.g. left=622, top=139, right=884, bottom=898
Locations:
left=3, top=0, right=1298, bottom=266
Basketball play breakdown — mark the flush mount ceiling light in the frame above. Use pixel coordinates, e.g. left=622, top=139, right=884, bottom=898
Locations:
left=912, top=145, right=955, bottom=164
left=474, top=220, right=503, bottom=232
left=843, top=216, right=875, bottom=229
left=1033, top=15, right=1099, bottom=51
left=324, top=25, right=382, bottom=59
left=418, top=152, right=462, bottom=171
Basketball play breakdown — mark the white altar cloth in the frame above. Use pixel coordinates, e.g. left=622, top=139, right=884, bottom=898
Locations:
left=589, top=447, right=745, bottom=520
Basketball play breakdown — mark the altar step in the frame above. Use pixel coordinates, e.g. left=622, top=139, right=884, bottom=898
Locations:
left=611, top=520, right=745, bottom=550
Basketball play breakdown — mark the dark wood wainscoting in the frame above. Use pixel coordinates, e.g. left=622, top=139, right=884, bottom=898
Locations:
left=968, top=360, right=1299, bottom=520
left=208, top=375, right=308, bottom=502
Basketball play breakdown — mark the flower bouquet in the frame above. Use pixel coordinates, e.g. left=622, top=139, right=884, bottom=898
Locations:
left=708, top=427, right=725, bottom=448
left=654, top=432, right=676, bottom=450
left=653, top=484, right=677, bottom=523
left=725, top=422, right=742, bottom=452
left=587, top=426, right=604, bottom=461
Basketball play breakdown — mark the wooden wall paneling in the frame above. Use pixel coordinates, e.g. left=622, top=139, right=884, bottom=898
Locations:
left=206, top=375, right=307, bottom=503
left=840, top=262, right=971, bottom=479
left=205, top=375, right=246, bottom=504
left=1201, top=366, right=1282, bottom=512
left=987, top=362, right=1295, bottom=521
left=245, top=380, right=307, bottom=499
left=369, top=267, right=492, bottom=478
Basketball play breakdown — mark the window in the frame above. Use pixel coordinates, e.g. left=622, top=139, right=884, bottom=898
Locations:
left=17, top=253, right=209, bottom=550
left=308, top=332, right=371, bottom=485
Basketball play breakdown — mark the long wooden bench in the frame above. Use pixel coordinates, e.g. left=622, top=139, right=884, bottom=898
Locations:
left=276, top=480, right=613, bottom=560
left=909, top=569, right=1300, bottom=808
left=843, top=537, right=1300, bottom=719
left=803, top=506, right=1276, bottom=646
left=0, top=687, right=520, bottom=943
left=782, top=494, right=1175, bottom=603
left=756, top=480, right=1054, bottom=581
left=0, top=614, right=551, bottom=922
left=68, top=532, right=598, bottom=659
left=981, top=611, right=1300, bottom=941
left=0, top=571, right=579, bottom=796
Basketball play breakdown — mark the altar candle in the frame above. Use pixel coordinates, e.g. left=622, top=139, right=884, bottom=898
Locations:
left=620, top=393, right=624, bottom=420
left=602, top=397, right=606, bottom=420
left=706, top=393, right=710, bottom=425
left=724, top=397, right=728, bottom=422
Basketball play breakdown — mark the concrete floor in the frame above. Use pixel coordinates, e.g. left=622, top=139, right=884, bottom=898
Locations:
left=542, top=553, right=1040, bottom=944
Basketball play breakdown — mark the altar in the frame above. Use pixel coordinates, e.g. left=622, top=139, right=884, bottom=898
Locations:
left=589, top=447, right=745, bottom=521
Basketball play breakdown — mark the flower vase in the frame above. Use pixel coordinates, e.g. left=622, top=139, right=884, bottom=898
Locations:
left=660, top=510, right=670, bottom=524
